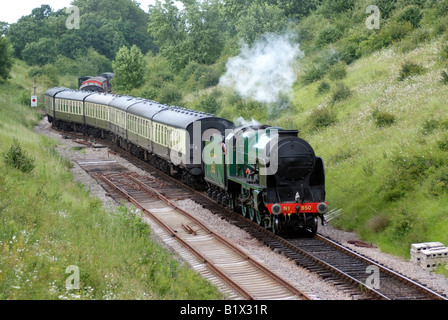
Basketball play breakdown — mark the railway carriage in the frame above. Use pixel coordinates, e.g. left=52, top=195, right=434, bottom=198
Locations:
left=83, top=93, right=116, bottom=137
left=52, top=90, right=94, bottom=132
left=44, top=88, right=234, bottom=186
left=126, top=100, right=167, bottom=153
left=151, top=107, right=233, bottom=179
left=44, top=87, right=70, bottom=123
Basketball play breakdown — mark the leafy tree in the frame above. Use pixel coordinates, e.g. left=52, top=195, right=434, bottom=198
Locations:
left=76, top=48, right=113, bottom=76
left=149, top=0, right=225, bottom=70
left=112, top=45, right=146, bottom=91
left=235, top=2, right=286, bottom=45
left=57, top=33, right=87, bottom=59
left=7, top=18, right=46, bottom=59
left=7, top=0, right=155, bottom=62
left=0, top=36, right=13, bottom=82
left=73, top=0, right=156, bottom=56
left=30, top=4, right=53, bottom=20
left=222, top=0, right=319, bottom=19
left=0, top=22, right=9, bottom=35
left=21, top=38, right=58, bottom=66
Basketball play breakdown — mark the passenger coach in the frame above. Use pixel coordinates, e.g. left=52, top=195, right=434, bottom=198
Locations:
left=44, top=88, right=234, bottom=185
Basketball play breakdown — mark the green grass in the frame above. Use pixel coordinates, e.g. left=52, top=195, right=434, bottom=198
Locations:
left=0, top=61, right=223, bottom=300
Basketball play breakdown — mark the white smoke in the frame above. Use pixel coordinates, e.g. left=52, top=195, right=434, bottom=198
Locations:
left=219, top=33, right=304, bottom=106
left=234, top=117, right=261, bottom=127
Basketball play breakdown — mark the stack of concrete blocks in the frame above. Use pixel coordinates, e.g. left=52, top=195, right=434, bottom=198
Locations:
left=410, top=242, right=448, bottom=271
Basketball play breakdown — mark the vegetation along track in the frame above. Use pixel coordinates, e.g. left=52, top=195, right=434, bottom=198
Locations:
left=59, top=129, right=448, bottom=300
left=93, top=171, right=310, bottom=300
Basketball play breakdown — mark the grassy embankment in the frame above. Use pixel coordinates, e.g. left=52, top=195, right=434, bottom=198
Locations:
left=276, top=37, right=448, bottom=273
left=0, top=60, right=223, bottom=299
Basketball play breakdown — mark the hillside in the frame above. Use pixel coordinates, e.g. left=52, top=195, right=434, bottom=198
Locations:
left=282, top=38, right=448, bottom=260
left=0, top=61, right=223, bottom=299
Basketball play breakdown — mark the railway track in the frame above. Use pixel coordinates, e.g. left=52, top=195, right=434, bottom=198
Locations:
left=58, top=129, right=448, bottom=300
left=92, top=170, right=310, bottom=300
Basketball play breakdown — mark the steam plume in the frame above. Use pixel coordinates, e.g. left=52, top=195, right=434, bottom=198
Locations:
left=220, top=33, right=304, bottom=108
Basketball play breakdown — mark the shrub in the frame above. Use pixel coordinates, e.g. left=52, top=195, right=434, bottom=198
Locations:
left=328, top=62, right=347, bottom=80
left=438, top=136, right=448, bottom=151
left=421, top=118, right=440, bottom=135
left=395, top=5, right=423, bottom=28
left=366, top=215, right=390, bottom=233
left=372, top=109, right=396, bottom=128
left=308, top=106, right=337, bottom=130
left=29, top=65, right=60, bottom=87
left=3, top=138, right=35, bottom=173
left=430, top=167, right=448, bottom=196
left=381, top=154, right=441, bottom=201
left=362, top=21, right=413, bottom=54
left=198, top=89, right=222, bottom=115
left=158, top=83, right=184, bottom=106
left=316, top=26, right=343, bottom=47
left=441, top=70, right=448, bottom=84
left=317, top=81, right=331, bottom=95
left=374, top=0, right=397, bottom=19
left=331, top=83, right=351, bottom=103
left=302, top=64, right=325, bottom=84
left=398, top=61, right=424, bottom=81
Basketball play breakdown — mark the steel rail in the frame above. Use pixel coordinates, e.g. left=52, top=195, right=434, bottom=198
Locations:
left=315, top=234, right=448, bottom=301
left=96, top=173, right=310, bottom=301
left=126, top=173, right=311, bottom=301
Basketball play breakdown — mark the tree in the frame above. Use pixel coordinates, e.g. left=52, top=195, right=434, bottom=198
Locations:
left=22, top=38, right=58, bottom=66
left=0, top=22, right=9, bottom=35
left=148, top=0, right=226, bottom=70
left=112, top=45, right=146, bottom=91
left=0, top=36, right=13, bottom=81
left=235, top=2, right=286, bottom=45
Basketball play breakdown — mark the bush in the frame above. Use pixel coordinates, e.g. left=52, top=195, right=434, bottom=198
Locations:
left=372, top=109, right=396, bottom=128
left=367, top=215, right=390, bottom=233
left=3, top=138, right=35, bottom=173
left=395, top=5, right=423, bottom=28
left=438, top=136, right=448, bottom=151
left=317, top=81, right=331, bottom=95
left=361, top=21, right=413, bottom=54
left=328, top=62, right=347, bottom=80
left=308, top=106, right=337, bottom=130
left=442, top=71, right=448, bottom=84
left=430, top=167, right=448, bottom=196
left=381, top=154, right=441, bottom=201
left=198, top=89, right=222, bottom=115
left=0, top=36, right=13, bottom=82
left=113, top=45, right=146, bottom=91
left=28, top=65, right=60, bottom=87
left=302, top=64, right=325, bottom=84
left=421, top=118, right=440, bottom=135
left=398, top=61, right=424, bottom=81
left=316, top=26, right=343, bottom=47
left=331, top=83, right=351, bottom=103
left=158, top=84, right=183, bottom=106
